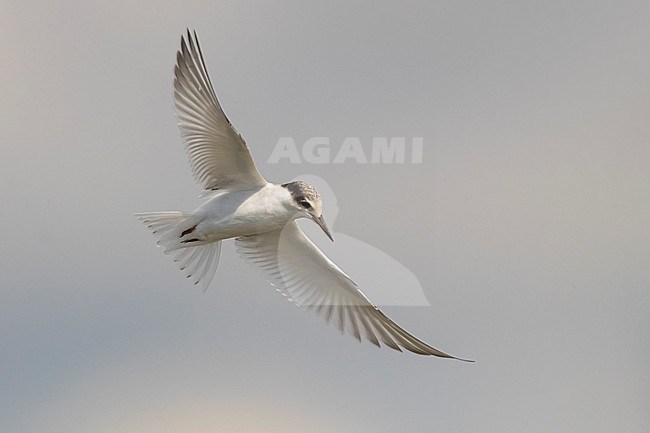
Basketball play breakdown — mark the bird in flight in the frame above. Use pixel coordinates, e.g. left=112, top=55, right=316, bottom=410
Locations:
left=136, top=30, right=472, bottom=361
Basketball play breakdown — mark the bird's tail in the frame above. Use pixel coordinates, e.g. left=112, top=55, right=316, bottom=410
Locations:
left=135, top=211, right=192, bottom=252
left=135, top=212, right=221, bottom=291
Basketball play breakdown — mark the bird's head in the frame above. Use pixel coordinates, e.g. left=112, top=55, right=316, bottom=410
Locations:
left=282, top=180, right=333, bottom=241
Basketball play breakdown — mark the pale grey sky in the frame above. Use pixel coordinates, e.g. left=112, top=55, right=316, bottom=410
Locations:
left=2, top=1, right=649, bottom=432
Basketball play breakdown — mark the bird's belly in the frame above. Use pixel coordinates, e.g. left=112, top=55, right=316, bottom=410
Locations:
left=196, top=202, right=293, bottom=241
left=190, top=186, right=295, bottom=242
left=205, top=212, right=290, bottom=240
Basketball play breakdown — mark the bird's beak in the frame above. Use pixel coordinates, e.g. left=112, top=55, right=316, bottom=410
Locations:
left=312, top=214, right=334, bottom=242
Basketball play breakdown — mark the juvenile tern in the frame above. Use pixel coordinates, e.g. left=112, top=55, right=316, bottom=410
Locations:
left=136, top=30, right=471, bottom=361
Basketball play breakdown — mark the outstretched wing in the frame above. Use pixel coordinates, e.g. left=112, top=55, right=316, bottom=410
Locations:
left=174, top=30, right=267, bottom=191
left=235, top=222, right=472, bottom=360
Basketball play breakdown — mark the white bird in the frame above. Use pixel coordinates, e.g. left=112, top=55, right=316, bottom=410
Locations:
left=136, top=30, right=472, bottom=361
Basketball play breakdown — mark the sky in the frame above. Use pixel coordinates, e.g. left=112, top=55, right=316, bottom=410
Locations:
left=2, top=1, right=649, bottom=432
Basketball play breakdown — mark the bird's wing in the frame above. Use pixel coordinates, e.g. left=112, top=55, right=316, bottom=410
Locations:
left=235, top=222, right=472, bottom=360
left=174, top=30, right=267, bottom=191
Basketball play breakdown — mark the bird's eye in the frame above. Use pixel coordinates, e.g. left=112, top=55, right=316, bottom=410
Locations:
left=299, top=200, right=312, bottom=209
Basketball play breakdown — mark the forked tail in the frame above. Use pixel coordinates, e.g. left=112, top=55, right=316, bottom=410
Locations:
left=135, top=212, right=221, bottom=291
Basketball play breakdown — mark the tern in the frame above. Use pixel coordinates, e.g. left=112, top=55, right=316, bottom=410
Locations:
left=136, top=30, right=471, bottom=361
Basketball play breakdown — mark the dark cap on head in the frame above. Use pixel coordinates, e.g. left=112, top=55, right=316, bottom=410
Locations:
left=282, top=180, right=320, bottom=204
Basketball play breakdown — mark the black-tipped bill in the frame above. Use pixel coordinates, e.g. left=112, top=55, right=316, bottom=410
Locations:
left=312, top=215, right=334, bottom=242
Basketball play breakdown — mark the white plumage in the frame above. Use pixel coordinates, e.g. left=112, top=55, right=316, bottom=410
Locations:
left=136, top=30, right=472, bottom=361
